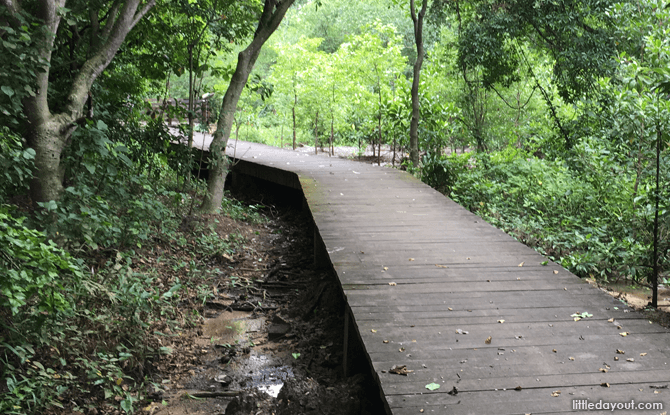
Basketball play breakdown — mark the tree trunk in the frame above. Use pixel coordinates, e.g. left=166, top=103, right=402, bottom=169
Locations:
left=201, top=0, right=295, bottom=213
left=314, top=110, right=319, bottom=155
left=13, top=0, right=155, bottom=204
left=330, top=116, right=334, bottom=156
left=292, top=93, right=297, bottom=150
left=188, top=46, right=195, bottom=149
left=409, top=0, right=427, bottom=167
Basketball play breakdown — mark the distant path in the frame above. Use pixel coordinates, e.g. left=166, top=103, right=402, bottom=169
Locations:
left=222, top=140, right=670, bottom=414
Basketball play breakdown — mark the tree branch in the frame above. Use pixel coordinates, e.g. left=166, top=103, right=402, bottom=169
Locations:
left=132, top=0, right=156, bottom=27
left=100, top=0, right=122, bottom=42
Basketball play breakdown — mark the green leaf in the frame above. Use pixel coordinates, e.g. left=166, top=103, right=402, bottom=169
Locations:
left=425, top=382, right=440, bottom=391
left=1, top=85, right=15, bottom=97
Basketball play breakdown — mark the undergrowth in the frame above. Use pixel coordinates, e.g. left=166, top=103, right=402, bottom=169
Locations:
left=0, top=120, right=265, bottom=414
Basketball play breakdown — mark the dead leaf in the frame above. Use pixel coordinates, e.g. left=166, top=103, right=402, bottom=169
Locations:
left=551, top=390, right=561, bottom=397
left=627, top=358, right=635, bottom=362
left=388, top=282, right=397, bottom=286
left=497, top=320, right=505, bottom=324
left=553, top=270, right=559, bottom=274
left=383, top=340, right=389, bottom=344
left=601, top=383, right=610, bottom=388
left=389, top=365, right=413, bottom=376
left=616, top=349, right=625, bottom=354
left=619, top=332, right=629, bottom=337
left=408, top=258, right=415, bottom=261
left=614, top=357, right=619, bottom=361
left=435, top=264, right=448, bottom=268
left=573, top=317, right=582, bottom=321
left=383, top=267, right=388, bottom=271
left=607, top=318, right=614, bottom=323
left=399, top=347, right=405, bottom=352
left=514, top=386, right=522, bottom=391
left=599, top=368, right=608, bottom=372
left=485, top=336, right=492, bottom=344
left=617, top=325, right=622, bottom=329
left=371, top=329, right=377, bottom=333
left=420, top=410, right=424, bottom=413
left=569, top=357, right=575, bottom=361
left=518, top=262, right=525, bottom=267
left=448, top=307, right=453, bottom=311
left=640, top=353, right=648, bottom=356
left=552, top=349, right=557, bottom=353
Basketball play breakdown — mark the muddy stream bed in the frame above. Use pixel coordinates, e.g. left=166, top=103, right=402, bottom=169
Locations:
left=145, top=191, right=384, bottom=415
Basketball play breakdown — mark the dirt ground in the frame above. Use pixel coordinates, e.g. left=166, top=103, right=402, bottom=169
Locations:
left=594, top=279, right=670, bottom=328
left=141, top=190, right=384, bottom=415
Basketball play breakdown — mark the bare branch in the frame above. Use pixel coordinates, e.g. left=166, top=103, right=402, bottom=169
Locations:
left=132, top=0, right=155, bottom=28
left=100, top=0, right=122, bottom=42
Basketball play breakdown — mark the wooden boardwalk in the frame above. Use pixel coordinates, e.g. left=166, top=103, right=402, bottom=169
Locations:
left=222, top=140, right=670, bottom=415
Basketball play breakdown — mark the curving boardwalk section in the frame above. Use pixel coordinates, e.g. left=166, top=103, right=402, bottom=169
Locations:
left=223, top=140, right=670, bottom=415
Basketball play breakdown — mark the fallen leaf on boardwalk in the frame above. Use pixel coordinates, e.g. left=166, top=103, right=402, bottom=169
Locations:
left=541, top=261, right=548, bottom=266
left=383, top=267, right=388, bottom=271
left=485, top=336, right=492, bottom=344
left=619, top=332, right=629, bottom=337
left=448, top=308, right=453, bottom=311
left=553, top=349, right=557, bottom=353
left=389, top=365, right=413, bottom=376
left=466, top=257, right=471, bottom=260
left=408, top=258, right=415, bottom=261
left=600, top=368, right=608, bottom=372
left=608, top=318, right=614, bottom=323
left=388, top=282, right=396, bottom=286
left=399, top=347, right=405, bottom=352
left=425, top=383, right=440, bottom=391
left=518, top=262, right=525, bottom=267
left=456, top=329, right=469, bottom=335
left=515, top=386, right=522, bottom=391
left=371, top=329, right=377, bottom=333
left=654, top=391, right=659, bottom=394
left=574, top=317, right=582, bottom=321
left=640, top=353, right=648, bottom=356
left=627, top=358, right=635, bottom=362
left=498, top=320, right=505, bottom=324
left=435, top=264, right=448, bottom=268
left=412, top=339, right=416, bottom=343
left=572, top=312, right=593, bottom=319
left=616, top=349, right=625, bottom=354
left=420, top=410, right=424, bottom=413
left=601, top=383, right=610, bottom=388
left=569, top=357, right=575, bottom=361
left=383, top=340, right=389, bottom=343
left=553, top=270, right=559, bottom=274
left=551, top=390, right=561, bottom=397
left=617, top=325, right=622, bottom=329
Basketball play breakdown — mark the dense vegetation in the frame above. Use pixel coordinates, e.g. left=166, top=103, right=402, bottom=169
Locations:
left=0, top=0, right=668, bottom=414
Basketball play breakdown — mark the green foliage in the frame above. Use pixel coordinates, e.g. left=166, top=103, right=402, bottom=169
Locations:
left=0, top=128, right=35, bottom=199
left=0, top=206, right=83, bottom=315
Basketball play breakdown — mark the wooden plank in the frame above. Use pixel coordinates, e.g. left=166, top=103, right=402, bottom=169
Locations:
left=225, top=141, right=670, bottom=415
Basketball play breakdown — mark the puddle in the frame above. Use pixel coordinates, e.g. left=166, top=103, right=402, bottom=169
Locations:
left=203, top=310, right=261, bottom=346
left=253, top=365, right=294, bottom=397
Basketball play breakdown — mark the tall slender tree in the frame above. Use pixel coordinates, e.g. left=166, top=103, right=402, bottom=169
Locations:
left=409, top=0, right=427, bottom=167
left=201, top=0, right=295, bottom=213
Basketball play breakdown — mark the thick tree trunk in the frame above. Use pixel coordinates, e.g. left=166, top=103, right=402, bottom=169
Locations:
left=409, top=0, right=427, bottom=167
left=8, top=0, right=155, bottom=203
left=201, top=0, right=295, bottom=213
